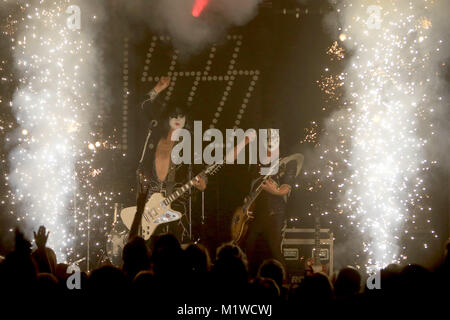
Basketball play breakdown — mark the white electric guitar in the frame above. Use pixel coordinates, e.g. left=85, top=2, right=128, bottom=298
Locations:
left=120, top=163, right=222, bottom=240
left=121, top=131, right=256, bottom=240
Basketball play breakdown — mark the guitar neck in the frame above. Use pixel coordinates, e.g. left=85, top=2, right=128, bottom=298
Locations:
left=163, top=134, right=251, bottom=207
left=162, top=175, right=198, bottom=206
left=162, top=164, right=222, bottom=206
left=242, top=165, right=282, bottom=211
left=243, top=183, right=264, bottom=211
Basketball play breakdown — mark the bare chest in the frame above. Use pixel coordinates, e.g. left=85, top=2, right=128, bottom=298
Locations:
left=155, top=139, right=174, bottom=182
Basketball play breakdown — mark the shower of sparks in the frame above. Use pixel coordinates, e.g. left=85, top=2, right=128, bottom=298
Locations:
left=300, top=121, right=320, bottom=145
left=327, top=41, right=345, bottom=61
left=316, top=43, right=346, bottom=113
left=5, top=0, right=100, bottom=261
left=314, top=0, right=445, bottom=271
left=317, top=74, right=344, bottom=101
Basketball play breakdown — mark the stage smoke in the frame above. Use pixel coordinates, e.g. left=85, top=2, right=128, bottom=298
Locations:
left=121, top=0, right=262, bottom=57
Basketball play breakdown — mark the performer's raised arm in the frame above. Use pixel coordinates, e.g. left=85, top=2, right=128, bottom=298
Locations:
left=141, top=76, right=171, bottom=119
left=148, top=76, right=171, bottom=102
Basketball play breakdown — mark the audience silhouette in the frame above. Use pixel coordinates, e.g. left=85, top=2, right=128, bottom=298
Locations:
left=0, top=224, right=448, bottom=316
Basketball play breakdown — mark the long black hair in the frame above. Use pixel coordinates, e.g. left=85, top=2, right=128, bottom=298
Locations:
left=154, top=98, right=192, bottom=141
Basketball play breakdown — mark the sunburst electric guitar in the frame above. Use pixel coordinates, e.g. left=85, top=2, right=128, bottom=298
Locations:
left=230, top=160, right=285, bottom=245
left=230, top=176, right=269, bottom=245
left=230, top=153, right=304, bottom=245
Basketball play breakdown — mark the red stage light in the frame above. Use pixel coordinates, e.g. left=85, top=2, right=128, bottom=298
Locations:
left=192, top=0, right=210, bottom=17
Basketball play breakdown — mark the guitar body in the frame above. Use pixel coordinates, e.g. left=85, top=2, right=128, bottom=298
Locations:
left=230, top=200, right=255, bottom=244
left=120, top=192, right=182, bottom=240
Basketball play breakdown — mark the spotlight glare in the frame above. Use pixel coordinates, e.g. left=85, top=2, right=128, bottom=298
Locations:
left=192, top=0, right=210, bottom=18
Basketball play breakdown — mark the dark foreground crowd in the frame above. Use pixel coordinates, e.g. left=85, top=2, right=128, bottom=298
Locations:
left=0, top=225, right=448, bottom=318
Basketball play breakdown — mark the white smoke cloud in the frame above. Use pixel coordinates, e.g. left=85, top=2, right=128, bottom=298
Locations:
left=122, top=0, right=262, bottom=56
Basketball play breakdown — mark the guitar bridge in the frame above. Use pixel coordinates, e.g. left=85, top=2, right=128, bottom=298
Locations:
left=153, top=210, right=180, bottom=224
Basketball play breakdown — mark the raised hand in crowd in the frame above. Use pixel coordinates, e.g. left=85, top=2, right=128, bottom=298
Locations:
left=32, top=225, right=54, bottom=274
left=33, top=225, right=49, bottom=250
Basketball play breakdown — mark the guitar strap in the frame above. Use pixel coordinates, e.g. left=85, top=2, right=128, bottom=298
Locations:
left=166, top=160, right=176, bottom=195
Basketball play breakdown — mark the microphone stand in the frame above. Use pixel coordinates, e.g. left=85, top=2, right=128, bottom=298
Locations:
left=188, top=164, right=193, bottom=241
left=135, top=118, right=158, bottom=237
left=136, top=119, right=158, bottom=189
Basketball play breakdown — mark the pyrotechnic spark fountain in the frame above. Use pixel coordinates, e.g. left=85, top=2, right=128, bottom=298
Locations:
left=317, top=0, right=447, bottom=271
left=6, top=0, right=98, bottom=261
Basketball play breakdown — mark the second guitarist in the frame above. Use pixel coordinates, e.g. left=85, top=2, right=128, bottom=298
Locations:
left=244, top=145, right=301, bottom=275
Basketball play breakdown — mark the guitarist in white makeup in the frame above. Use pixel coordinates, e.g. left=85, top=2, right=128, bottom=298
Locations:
left=241, top=128, right=303, bottom=275
left=122, top=76, right=207, bottom=242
